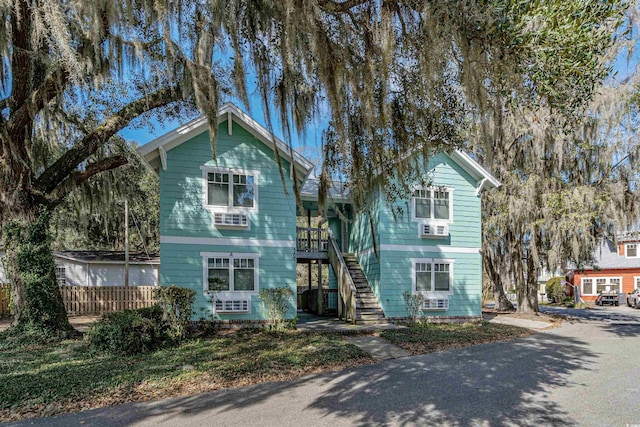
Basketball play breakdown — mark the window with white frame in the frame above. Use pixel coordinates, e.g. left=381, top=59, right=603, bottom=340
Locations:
left=412, top=187, right=452, bottom=221
left=204, top=169, right=257, bottom=210
left=582, top=277, right=621, bottom=295
left=635, top=276, right=640, bottom=289
left=414, top=259, right=453, bottom=293
left=626, top=243, right=638, bottom=258
left=55, top=266, right=66, bottom=286
left=204, top=254, right=258, bottom=293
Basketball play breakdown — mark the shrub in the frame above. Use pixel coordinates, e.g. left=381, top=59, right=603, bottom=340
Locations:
left=545, top=277, right=565, bottom=303
left=85, top=305, right=168, bottom=355
left=154, top=285, right=196, bottom=342
left=403, top=291, right=425, bottom=325
left=259, top=286, right=293, bottom=330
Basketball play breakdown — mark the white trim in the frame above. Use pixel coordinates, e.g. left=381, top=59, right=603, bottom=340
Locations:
left=158, top=146, right=167, bottom=171
left=161, top=235, right=296, bottom=248
left=201, top=252, right=260, bottom=298
left=411, top=257, right=455, bottom=296
left=411, top=186, right=454, bottom=224
left=201, top=166, right=260, bottom=215
left=581, top=276, right=623, bottom=296
left=448, top=151, right=501, bottom=190
left=137, top=102, right=313, bottom=177
left=379, top=244, right=480, bottom=254
left=355, top=245, right=480, bottom=258
left=633, top=276, right=640, bottom=290
left=625, top=243, right=638, bottom=258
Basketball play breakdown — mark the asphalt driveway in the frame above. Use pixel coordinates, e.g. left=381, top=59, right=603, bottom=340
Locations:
left=5, top=306, right=640, bottom=427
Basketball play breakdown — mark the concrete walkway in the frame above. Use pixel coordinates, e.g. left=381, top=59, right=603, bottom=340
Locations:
left=296, top=312, right=405, bottom=333
left=345, top=336, right=411, bottom=360
left=486, top=316, right=553, bottom=330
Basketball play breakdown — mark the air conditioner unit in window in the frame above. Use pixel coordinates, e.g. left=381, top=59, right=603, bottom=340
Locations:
left=421, top=298, right=449, bottom=310
left=420, top=223, right=449, bottom=238
left=213, top=213, right=249, bottom=227
left=215, top=299, right=250, bottom=313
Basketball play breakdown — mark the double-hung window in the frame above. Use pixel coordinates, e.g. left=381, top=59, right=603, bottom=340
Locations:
left=413, top=259, right=454, bottom=294
left=581, top=277, right=622, bottom=296
left=626, top=243, right=638, bottom=258
left=206, top=171, right=256, bottom=209
left=204, top=254, right=258, bottom=293
left=412, top=187, right=452, bottom=221
left=55, top=266, right=67, bottom=286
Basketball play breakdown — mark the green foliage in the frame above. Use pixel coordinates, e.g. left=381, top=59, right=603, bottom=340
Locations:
left=0, top=330, right=370, bottom=420
left=259, top=287, right=294, bottom=330
left=1, top=208, right=70, bottom=335
left=51, top=143, right=159, bottom=253
left=402, top=291, right=425, bottom=325
left=85, top=306, right=168, bottom=355
left=545, top=277, right=566, bottom=303
left=154, top=286, right=196, bottom=342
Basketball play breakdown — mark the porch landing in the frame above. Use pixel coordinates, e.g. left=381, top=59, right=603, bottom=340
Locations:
left=296, top=312, right=406, bottom=333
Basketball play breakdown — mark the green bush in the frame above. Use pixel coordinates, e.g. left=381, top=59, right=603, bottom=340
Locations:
left=545, top=277, right=565, bottom=303
left=154, top=285, right=196, bottom=342
left=85, top=305, right=168, bottom=355
left=403, top=291, right=425, bottom=325
left=259, top=286, right=293, bottom=330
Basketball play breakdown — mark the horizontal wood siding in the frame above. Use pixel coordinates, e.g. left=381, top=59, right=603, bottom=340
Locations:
left=380, top=251, right=482, bottom=318
left=378, top=153, right=482, bottom=248
left=159, top=122, right=296, bottom=242
left=161, top=243, right=296, bottom=321
left=61, top=286, right=158, bottom=315
left=571, top=268, right=639, bottom=301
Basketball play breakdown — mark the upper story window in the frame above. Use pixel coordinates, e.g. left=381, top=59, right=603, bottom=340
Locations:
left=207, top=171, right=255, bottom=209
left=412, top=187, right=452, bottom=221
left=626, top=243, right=638, bottom=258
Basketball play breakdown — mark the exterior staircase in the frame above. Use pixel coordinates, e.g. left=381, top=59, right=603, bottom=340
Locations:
left=342, top=254, right=387, bottom=324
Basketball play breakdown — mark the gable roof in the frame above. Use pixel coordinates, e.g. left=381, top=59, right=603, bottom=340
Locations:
left=138, top=103, right=314, bottom=182
left=448, top=151, right=501, bottom=191
left=578, top=239, right=640, bottom=270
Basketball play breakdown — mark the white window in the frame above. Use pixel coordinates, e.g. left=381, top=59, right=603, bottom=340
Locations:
left=202, top=252, right=259, bottom=294
left=635, top=276, right=640, bottom=289
left=201, top=167, right=259, bottom=214
left=412, top=259, right=454, bottom=294
left=581, top=277, right=622, bottom=296
left=55, top=266, right=66, bottom=286
left=412, top=187, right=452, bottom=222
left=626, top=243, right=638, bottom=258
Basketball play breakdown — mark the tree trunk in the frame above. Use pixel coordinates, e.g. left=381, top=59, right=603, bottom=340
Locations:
left=2, top=205, right=71, bottom=334
left=483, top=247, right=515, bottom=311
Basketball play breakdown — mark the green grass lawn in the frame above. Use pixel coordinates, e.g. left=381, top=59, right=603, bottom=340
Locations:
left=380, top=321, right=533, bottom=354
left=0, top=329, right=372, bottom=421
left=0, top=321, right=533, bottom=421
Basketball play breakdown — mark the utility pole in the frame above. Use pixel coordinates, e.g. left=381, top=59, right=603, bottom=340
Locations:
left=124, top=199, right=129, bottom=287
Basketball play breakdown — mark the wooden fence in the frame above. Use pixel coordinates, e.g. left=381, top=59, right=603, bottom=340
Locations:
left=61, top=286, right=158, bottom=315
left=0, top=284, right=10, bottom=318
left=0, top=285, right=158, bottom=317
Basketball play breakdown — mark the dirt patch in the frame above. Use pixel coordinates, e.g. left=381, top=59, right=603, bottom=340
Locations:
left=483, top=309, right=564, bottom=327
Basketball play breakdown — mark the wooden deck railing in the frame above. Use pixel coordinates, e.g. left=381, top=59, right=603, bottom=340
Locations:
left=296, top=227, right=329, bottom=252
left=327, top=230, right=357, bottom=324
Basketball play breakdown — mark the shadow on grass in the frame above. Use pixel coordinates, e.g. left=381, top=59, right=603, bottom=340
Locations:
left=15, top=330, right=598, bottom=427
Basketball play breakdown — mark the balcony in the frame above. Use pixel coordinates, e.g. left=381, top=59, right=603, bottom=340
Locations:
left=296, top=227, right=329, bottom=260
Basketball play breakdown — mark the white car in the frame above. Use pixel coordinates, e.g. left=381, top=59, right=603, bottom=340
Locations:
left=627, top=289, right=640, bottom=308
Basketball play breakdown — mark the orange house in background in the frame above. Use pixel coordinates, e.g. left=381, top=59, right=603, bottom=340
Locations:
left=568, top=238, right=640, bottom=302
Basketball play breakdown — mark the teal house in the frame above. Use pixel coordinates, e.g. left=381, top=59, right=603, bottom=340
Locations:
left=139, top=103, right=500, bottom=324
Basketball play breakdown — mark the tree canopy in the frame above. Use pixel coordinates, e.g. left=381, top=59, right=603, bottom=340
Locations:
left=0, top=0, right=633, bottom=330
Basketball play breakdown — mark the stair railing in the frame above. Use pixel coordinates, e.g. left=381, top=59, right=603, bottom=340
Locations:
left=327, top=230, right=357, bottom=324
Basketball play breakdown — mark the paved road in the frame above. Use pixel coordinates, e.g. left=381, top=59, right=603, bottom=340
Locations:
left=7, top=306, right=640, bottom=427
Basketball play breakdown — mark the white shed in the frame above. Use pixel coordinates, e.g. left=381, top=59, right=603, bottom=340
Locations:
left=0, top=249, right=159, bottom=286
